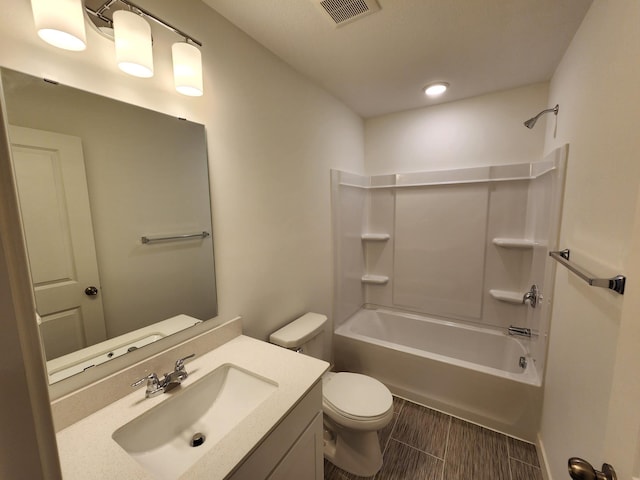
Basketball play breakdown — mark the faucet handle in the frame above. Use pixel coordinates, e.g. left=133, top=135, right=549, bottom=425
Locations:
left=175, top=353, right=195, bottom=371
left=131, top=372, right=160, bottom=389
left=522, top=284, right=539, bottom=308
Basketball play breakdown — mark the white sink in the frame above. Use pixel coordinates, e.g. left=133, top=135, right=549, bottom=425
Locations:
left=112, top=363, right=278, bottom=479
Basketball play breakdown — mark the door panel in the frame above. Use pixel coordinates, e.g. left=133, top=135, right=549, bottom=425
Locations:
left=10, top=126, right=106, bottom=359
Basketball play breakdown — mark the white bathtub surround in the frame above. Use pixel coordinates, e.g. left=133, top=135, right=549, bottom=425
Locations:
left=331, top=148, right=567, bottom=441
left=332, top=149, right=566, bottom=333
left=334, top=307, right=542, bottom=440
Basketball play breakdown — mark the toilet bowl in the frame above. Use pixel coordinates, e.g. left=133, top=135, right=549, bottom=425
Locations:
left=322, top=371, right=393, bottom=476
left=269, top=313, right=394, bottom=477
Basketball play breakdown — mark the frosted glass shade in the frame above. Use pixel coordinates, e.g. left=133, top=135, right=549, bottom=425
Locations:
left=172, top=42, right=203, bottom=96
left=31, top=0, right=87, bottom=51
left=113, top=10, right=153, bottom=78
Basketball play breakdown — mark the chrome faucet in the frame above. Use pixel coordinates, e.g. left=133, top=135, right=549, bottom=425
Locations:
left=132, top=353, right=195, bottom=398
left=522, top=284, right=539, bottom=308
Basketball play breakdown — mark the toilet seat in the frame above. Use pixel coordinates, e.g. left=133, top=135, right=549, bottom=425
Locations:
left=322, top=372, right=393, bottom=430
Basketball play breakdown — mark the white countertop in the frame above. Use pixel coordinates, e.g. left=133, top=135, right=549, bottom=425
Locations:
left=56, top=335, right=329, bottom=479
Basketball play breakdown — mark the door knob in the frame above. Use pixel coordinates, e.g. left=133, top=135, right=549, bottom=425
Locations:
left=84, top=286, right=99, bottom=296
left=568, top=457, right=617, bottom=480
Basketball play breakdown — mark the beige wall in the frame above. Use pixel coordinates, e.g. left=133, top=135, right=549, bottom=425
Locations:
left=0, top=0, right=363, bottom=477
left=364, top=83, right=548, bottom=175
left=0, top=103, right=60, bottom=476
left=6, top=1, right=640, bottom=479
left=0, top=0, right=364, bottom=338
left=539, top=1, right=640, bottom=478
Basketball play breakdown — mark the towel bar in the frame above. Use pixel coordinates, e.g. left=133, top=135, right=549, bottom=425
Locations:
left=141, top=231, right=210, bottom=244
left=549, top=249, right=625, bottom=295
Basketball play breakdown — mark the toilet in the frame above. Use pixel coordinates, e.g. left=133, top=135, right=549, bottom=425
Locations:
left=270, top=313, right=393, bottom=477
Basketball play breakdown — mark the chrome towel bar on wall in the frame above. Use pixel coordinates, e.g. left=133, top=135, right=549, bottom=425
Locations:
left=549, top=249, right=626, bottom=295
left=141, top=231, right=210, bottom=244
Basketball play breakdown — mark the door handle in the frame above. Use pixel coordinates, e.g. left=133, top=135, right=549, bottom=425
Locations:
left=84, top=286, right=99, bottom=296
left=568, top=457, right=617, bottom=480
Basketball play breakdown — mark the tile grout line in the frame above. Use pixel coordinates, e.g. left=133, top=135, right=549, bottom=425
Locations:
left=381, top=413, right=399, bottom=457
left=381, top=398, right=404, bottom=457
left=441, top=415, right=452, bottom=480
left=388, top=438, right=446, bottom=462
left=374, top=398, right=404, bottom=480
left=510, top=457, right=543, bottom=470
left=506, top=435, right=514, bottom=480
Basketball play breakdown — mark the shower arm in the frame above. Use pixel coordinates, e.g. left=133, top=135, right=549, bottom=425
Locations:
left=524, top=104, right=559, bottom=129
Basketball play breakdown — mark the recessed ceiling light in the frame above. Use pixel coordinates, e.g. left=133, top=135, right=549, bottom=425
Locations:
left=424, top=82, right=449, bottom=97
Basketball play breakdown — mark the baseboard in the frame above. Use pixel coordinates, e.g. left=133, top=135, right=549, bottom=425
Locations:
left=536, top=433, right=553, bottom=480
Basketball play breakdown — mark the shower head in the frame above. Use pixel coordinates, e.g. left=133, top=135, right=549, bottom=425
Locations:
left=524, top=104, right=559, bottom=129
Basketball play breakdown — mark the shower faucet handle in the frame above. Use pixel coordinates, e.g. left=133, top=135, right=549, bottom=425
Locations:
left=522, top=284, right=539, bottom=308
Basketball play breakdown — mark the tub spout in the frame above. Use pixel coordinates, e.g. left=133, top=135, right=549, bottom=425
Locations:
left=508, top=326, right=532, bottom=337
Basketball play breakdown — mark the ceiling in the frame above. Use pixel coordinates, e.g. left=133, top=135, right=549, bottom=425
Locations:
left=202, top=0, right=592, bottom=118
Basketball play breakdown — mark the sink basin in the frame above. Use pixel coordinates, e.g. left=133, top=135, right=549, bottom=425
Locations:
left=112, top=363, right=278, bottom=479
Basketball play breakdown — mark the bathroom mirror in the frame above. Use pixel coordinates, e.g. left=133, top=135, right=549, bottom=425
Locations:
left=0, top=68, right=217, bottom=384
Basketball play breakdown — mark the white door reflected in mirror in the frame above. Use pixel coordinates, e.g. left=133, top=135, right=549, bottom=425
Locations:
left=11, top=125, right=107, bottom=359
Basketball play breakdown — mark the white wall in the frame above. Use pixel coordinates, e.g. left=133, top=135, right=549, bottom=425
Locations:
left=0, top=0, right=364, bottom=477
left=364, top=83, right=548, bottom=175
left=538, top=1, right=640, bottom=479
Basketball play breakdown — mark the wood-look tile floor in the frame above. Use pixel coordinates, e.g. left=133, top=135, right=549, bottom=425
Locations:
left=324, top=397, right=543, bottom=480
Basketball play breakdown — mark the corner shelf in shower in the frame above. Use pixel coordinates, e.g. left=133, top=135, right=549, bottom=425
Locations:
left=492, top=238, right=536, bottom=249
left=489, top=289, right=524, bottom=305
left=361, top=233, right=390, bottom=241
left=361, top=274, right=389, bottom=285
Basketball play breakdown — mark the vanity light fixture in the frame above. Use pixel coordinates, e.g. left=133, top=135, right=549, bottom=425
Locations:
left=172, top=41, right=203, bottom=97
left=33, top=0, right=204, bottom=96
left=113, top=10, right=153, bottom=78
left=424, top=82, right=449, bottom=97
left=30, top=0, right=87, bottom=51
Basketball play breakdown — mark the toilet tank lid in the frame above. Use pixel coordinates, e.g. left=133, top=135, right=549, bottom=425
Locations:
left=269, top=313, right=328, bottom=348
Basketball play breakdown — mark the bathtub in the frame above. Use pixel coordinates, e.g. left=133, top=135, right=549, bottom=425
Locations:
left=333, top=307, right=542, bottom=440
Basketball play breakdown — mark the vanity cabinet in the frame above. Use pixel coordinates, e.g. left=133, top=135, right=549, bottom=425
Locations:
left=229, top=381, right=324, bottom=480
left=267, top=413, right=323, bottom=479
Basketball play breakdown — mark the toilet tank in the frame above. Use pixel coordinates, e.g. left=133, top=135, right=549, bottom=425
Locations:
left=269, top=313, right=328, bottom=360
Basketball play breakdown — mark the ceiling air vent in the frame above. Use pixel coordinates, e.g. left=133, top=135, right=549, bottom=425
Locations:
left=316, top=0, right=381, bottom=27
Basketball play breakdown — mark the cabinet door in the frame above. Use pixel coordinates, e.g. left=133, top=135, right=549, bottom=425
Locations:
left=267, top=413, right=323, bottom=480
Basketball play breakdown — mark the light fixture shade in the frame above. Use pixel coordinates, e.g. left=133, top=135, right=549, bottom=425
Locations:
left=31, top=0, right=87, bottom=51
left=113, top=10, right=154, bottom=78
left=172, top=42, right=203, bottom=96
